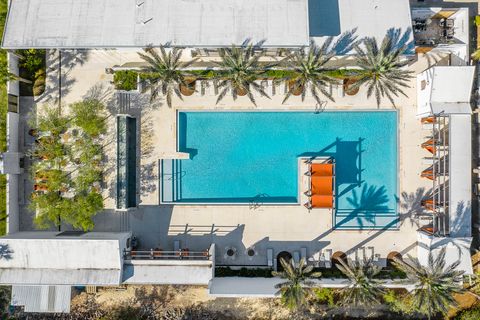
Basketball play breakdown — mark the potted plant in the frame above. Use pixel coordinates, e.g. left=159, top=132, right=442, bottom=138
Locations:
left=287, top=79, right=304, bottom=96
left=179, top=77, right=197, bottom=96
left=343, top=78, right=360, bottom=96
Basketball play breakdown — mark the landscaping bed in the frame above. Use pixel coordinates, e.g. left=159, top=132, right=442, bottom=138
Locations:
left=28, top=100, right=107, bottom=230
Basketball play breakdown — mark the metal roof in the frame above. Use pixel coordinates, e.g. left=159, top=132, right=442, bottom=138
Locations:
left=309, top=0, right=414, bottom=54
left=417, top=66, right=475, bottom=116
left=11, top=285, right=71, bottom=313
left=0, top=232, right=130, bottom=285
left=2, top=0, right=310, bottom=49
left=449, top=114, right=472, bottom=238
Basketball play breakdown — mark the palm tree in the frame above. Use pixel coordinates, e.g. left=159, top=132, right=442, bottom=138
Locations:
left=272, top=258, right=321, bottom=311
left=138, top=46, right=196, bottom=107
left=281, top=41, right=338, bottom=106
left=214, top=43, right=270, bottom=106
left=352, top=35, right=413, bottom=107
left=336, top=257, right=385, bottom=307
left=393, top=248, right=465, bottom=320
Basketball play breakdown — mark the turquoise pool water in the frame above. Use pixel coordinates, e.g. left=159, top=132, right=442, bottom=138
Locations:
left=164, top=111, right=398, bottom=229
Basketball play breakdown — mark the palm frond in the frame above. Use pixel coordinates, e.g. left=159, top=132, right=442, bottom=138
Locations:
left=272, top=257, right=321, bottom=311
left=393, top=247, right=465, bottom=319
left=282, top=41, right=337, bottom=105
left=353, top=34, right=414, bottom=107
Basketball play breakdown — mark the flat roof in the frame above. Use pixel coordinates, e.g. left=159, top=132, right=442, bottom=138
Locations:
left=417, top=66, right=475, bottom=116
left=449, top=114, right=472, bottom=238
left=310, top=0, right=414, bottom=54
left=0, top=232, right=129, bottom=285
left=2, top=0, right=310, bottom=49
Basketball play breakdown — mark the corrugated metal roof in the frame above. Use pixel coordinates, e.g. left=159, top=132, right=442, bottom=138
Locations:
left=310, top=0, right=414, bottom=54
left=12, top=285, right=71, bottom=313
left=0, top=232, right=130, bottom=285
left=2, top=0, right=310, bottom=49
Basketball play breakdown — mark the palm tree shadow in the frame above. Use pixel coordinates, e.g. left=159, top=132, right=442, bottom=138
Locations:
left=399, top=187, right=431, bottom=228
left=0, top=244, right=13, bottom=260
left=339, top=183, right=390, bottom=228
left=386, top=27, right=414, bottom=54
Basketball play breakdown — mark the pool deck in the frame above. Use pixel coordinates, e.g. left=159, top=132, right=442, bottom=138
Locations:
left=20, top=49, right=452, bottom=265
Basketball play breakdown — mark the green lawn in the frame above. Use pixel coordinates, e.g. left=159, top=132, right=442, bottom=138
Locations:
left=0, top=0, right=9, bottom=236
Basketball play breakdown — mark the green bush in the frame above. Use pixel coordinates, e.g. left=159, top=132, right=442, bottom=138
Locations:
left=70, top=99, right=107, bottom=137
left=33, top=69, right=46, bottom=96
left=475, top=16, right=480, bottom=27
left=382, top=289, right=415, bottom=316
left=215, top=267, right=273, bottom=278
left=313, top=287, right=336, bottom=307
left=18, top=49, right=45, bottom=77
left=454, top=305, right=480, bottom=320
left=114, top=70, right=138, bottom=91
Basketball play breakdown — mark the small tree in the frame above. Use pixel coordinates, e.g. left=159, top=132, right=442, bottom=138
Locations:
left=272, top=258, right=321, bottom=311
left=30, top=105, right=69, bottom=136
left=70, top=99, right=107, bottom=137
left=393, top=248, right=465, bottom=320
left=63, top=192, right=103, bottom=231
left=31, top=192, right=72, bottom=229
left=336, top=258, right=385, bottom=307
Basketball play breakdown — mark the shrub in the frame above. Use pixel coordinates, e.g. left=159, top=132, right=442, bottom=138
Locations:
left=382, top=289, right=415, bottom=316
left=313, top=287, right=336, bottom=307
left=453, top=305, right=480, bottom=320
left=215, top=267, right=273, bottom=278
left=18, top=49, right=45, bottom=77
left=32, top=69, right=46, bottom=96
left=70, top=99, right=107, bottom=137
left=114, top=70, right=138, bottom=91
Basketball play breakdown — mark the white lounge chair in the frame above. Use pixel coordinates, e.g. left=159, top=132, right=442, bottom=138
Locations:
left=267, top=248, right=273, bottom=267
left=301, top=247, right=307, bottom=262
left=309, top=250, right=321, bottom=267
left=367, top=246, right=375, bottom=260
left=324, top=249, right=332, bottom=268
left=348, top=250, right=357, bottom=262
left=358, top=247, right=366, bottom=261
left=174, top=240, right=180, bottom=252
left=293, top=251, right=300, bottom=266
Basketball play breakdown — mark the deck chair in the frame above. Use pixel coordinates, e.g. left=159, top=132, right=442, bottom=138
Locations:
left=301, top=247, right=307, bottom=262
left=367, top=247, right=375, bottom=260
left=324, top=249, right=332, bottom=268
left=309, top=250, right=321, bottom=267
left=267, top=248, right=274, bottom=267
left=293, top=251, right=300, bottom=266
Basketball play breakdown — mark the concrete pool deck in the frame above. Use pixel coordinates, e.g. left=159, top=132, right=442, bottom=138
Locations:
left=19, top=49, right=448, bottom=265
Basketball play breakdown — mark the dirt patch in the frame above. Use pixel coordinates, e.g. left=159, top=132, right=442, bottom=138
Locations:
left=71, top=285, right=293, bottom=320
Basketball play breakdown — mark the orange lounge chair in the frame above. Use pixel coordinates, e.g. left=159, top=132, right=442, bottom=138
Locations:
left=311, top=163, right=333, bottom=176
left=420, top=169, right=435, bottom=180
left=311, top=176, right=333, bottom=195
left=311, top=195, right=333, bottom=208
left=421, top=116, right=436, bottom=124
left=421, top=138, right=438, bottom=147
left=422, top=145, right=436, bottom=154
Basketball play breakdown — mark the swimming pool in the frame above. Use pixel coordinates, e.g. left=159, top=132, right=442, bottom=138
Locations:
left=162, top=111, right=398, bottom=229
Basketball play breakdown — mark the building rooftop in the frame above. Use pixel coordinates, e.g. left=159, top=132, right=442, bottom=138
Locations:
left=417, top=66, right=475, bottom=116
left=0, top=232, right=130, bottom=285
left=309, top=0, right=414, bottom=54
left=2, top=0, right=310, bottom=49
